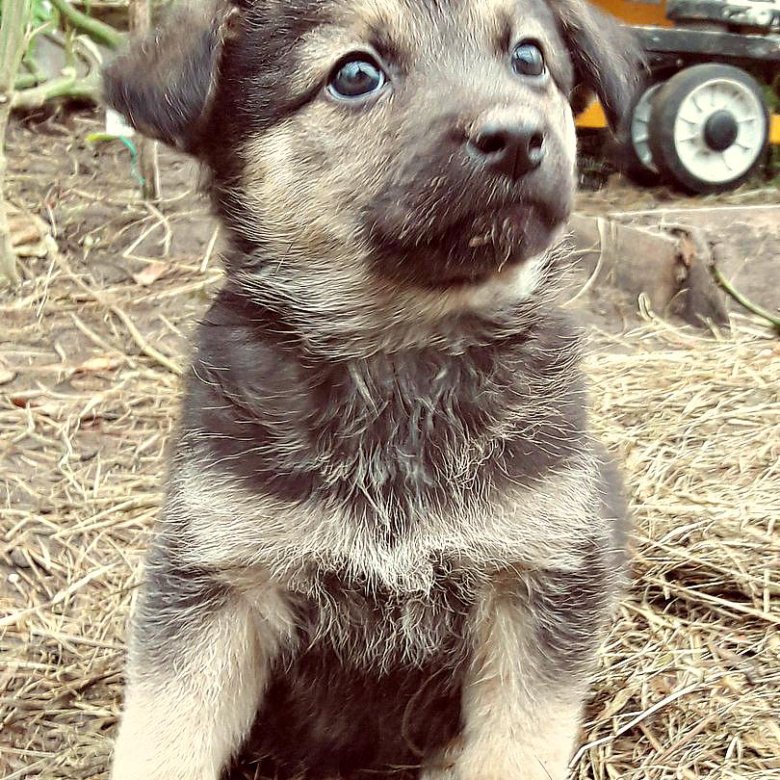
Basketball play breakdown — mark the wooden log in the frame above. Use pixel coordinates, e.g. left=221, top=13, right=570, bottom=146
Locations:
left=609, top=205, right=780, bottom=321
left=567, top=214, right=729, bottom=328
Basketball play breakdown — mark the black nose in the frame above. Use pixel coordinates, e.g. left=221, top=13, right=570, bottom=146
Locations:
left=468, top=121, right=545, bottom=179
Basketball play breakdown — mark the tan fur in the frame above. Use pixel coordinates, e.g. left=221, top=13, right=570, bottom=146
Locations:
left=423, top=582, right=586, bottom=780
left=171, top=451, right=601, bottom=589
left=103, top=0, right=637, bottom=773
left=238, top=104, right=572, bottom=358
left=111, top=586, right=295, bottom=780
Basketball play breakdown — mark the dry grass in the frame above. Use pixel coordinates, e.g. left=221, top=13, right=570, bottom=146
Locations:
left=580, top=318, right=780, bottom=780
left=1, top=229, right=779, bottom=779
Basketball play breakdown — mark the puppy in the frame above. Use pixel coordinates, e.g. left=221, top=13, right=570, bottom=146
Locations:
left=103, top=1, right=640, bottom=778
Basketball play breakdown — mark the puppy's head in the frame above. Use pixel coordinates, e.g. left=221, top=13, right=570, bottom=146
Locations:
left=105, top=0, right=640, bottom=346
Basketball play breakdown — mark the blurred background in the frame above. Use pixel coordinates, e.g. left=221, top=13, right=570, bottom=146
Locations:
left=1, top=2, right=778, bottom=780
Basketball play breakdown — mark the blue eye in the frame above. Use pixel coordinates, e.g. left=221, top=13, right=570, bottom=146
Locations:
left=512, top=41, right=545, bottom=77
left=328, top=56, right=386, bottom=99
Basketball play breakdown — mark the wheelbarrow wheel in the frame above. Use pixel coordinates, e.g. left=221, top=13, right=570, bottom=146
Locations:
left=619, top=81, right=664, bottom=186
left=648, top=63, right=769, bottom=194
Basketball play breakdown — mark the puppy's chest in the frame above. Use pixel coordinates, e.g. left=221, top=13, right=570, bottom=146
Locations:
left=287, top=565, right=476, bottom=670
left=192, top=316, right=584, bottom=534
left=304, top=352, right=524, bottom=518
left=182, top=322, right=592, bottom=584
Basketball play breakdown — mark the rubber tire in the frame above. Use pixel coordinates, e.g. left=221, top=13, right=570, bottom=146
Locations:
left=648, top=64, right=769, bottom=194
left=618, top=82, right=663, bottom=187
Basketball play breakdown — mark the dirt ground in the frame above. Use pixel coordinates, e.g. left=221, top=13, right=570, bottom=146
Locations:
left=1, top=109, right=779, bottom=780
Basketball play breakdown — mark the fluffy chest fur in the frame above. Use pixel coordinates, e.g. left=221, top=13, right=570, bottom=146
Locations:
left=182, top=288, right=588, bottom=519
left=167, top=289, right=602, bottom=598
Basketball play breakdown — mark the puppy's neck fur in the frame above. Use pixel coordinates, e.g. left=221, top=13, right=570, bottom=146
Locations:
left=182, top=277, right=588, bottom=544
left=220, top=238, right=570, bottom=360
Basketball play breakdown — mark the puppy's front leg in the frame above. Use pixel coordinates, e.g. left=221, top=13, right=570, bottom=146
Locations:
left=111, top=546, right=292, bottom=780
left=427, top=570, right=603, bottom=780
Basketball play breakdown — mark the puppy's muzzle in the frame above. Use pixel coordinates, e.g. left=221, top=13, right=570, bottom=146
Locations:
left=468, top=117, right=545, bottom=181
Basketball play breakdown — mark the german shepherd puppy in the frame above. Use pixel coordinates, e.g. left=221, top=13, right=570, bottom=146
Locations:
left=103, top=1, right=639, bottom=778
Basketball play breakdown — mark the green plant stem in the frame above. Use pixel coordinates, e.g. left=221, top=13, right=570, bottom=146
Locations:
left=22, top=52, right=44, bottom=78
left=15, top=72, right=42, bottom=90
left=48, top=0, right=124, bottom=50
left=711, top=265, right=780, bottom=333
left=0, top=0, right=33, bottom=284
left=12, top=70, right=100, bottom=110
left=129, top=0, right=160, bottom=201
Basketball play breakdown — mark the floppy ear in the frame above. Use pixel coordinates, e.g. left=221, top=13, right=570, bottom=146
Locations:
left=551, top=0, right=644, bottom=132
left=102, top=0, right=238, bottom=152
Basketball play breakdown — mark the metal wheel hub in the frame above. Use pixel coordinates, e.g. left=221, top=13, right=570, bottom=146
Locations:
left=703, top=110, right=738, bottom=151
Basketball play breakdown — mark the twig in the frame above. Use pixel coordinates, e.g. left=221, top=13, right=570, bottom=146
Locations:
left=46, top=236, right=183, bottom=376
left=569, top=678, right=721, bottom=769
left=200, top=225, right=220, bottom=272
left=645, top=574, right=780, bottom=625
left=0, top=565, right=115, bottom=629
left=564, top=217, right=609, bottom=306
left=109, top=302, right=182, bottom=376
left=711, top=265, right=780, bottom=333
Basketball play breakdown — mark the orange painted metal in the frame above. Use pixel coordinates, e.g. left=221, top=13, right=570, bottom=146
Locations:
left=771, top=115, right=780, bottom=145
left=589, top=0, right=673, bottom=27
left=575, top=100, right=609, bottom=129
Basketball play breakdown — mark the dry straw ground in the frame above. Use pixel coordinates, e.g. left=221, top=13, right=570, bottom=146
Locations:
left=1, top=116, right=779, bottom=780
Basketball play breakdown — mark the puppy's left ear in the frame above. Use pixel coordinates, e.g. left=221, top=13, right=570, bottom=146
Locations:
left=550, top=0, right=644, bottom=132
left=102, top=0, right=241, bottom=153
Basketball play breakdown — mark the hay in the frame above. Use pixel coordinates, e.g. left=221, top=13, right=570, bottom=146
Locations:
left=2, top=236, right=779, bottom=779
left=580, top=317, right=780, bottom=780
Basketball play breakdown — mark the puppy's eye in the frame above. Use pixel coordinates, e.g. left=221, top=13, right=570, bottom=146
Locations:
left=511, top=41, right=545, bottom=77
left=328, top=56, right=386, bottom=100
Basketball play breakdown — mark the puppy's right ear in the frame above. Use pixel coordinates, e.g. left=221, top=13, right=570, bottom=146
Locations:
left=550, top=0, right=644, bottom=133
left=103, top=0, right=238, bottom=153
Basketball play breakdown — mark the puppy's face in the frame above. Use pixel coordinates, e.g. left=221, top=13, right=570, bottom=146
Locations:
left=105, top=0, right=639, bottom=304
